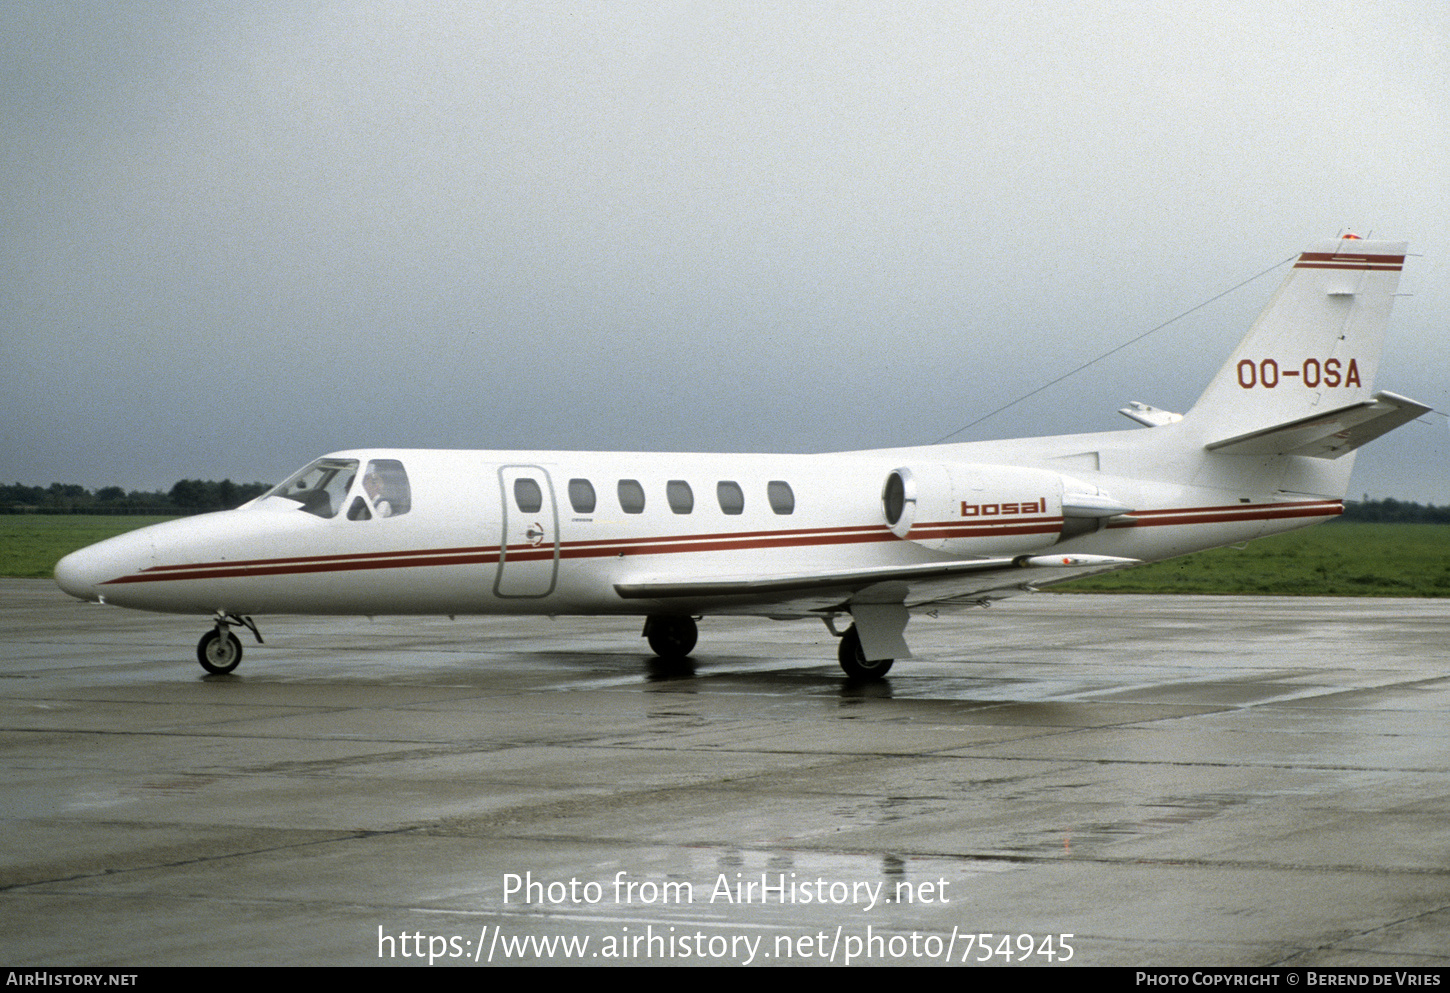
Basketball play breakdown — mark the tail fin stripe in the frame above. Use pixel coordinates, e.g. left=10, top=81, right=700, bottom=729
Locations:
left=1295, top=252, right=1403, bottom=271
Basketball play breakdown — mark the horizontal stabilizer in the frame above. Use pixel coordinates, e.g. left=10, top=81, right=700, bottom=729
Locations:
left=1205, top=391, right=1431, bottom=459
left=1118, top=401, right=1184, bottom=427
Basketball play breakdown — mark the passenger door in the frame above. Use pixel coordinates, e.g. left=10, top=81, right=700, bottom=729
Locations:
left=495, top=465, right=559, bottom=598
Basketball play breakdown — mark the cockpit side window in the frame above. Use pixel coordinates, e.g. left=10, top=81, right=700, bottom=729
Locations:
left=360, top=459, right=411, bottom=518
left=265, top=459, right=360, bottom=519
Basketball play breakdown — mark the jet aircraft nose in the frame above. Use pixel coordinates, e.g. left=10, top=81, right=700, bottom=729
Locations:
left=55, top=539, right=123, bottom=600
left=55, top=546, right=108, bottom=602
left=54, top=528, right=154, bottom=604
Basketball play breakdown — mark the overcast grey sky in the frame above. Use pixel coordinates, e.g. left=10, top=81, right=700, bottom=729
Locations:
left=3, top=1, right=1446, bottom=500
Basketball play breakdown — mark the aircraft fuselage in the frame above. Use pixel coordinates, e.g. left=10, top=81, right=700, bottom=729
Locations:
left=55, top=433, right=1340, bottom=620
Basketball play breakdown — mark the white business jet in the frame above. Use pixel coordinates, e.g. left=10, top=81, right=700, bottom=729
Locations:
left=55, top=237, right=1429, bottom=679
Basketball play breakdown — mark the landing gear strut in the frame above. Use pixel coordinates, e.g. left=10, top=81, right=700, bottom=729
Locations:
left=836, top=625, right=894, bottom=681
left=196, top=614, right=263, bottom=675
left=643, top=615, right=698, bottom=659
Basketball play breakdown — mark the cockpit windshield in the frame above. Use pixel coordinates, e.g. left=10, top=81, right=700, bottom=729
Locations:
left=263, top=459, right=359, bottom=519
left=264, top=457, right=412, bottom=520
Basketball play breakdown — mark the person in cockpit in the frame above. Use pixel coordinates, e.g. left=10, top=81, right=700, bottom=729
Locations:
left=363, top=466, right=394, bottom=518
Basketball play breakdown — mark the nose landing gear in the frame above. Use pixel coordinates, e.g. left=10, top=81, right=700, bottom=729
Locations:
left=197, top=614, right=263, bottom=675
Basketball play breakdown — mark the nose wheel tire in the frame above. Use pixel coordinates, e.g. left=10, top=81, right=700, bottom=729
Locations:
left=198, top=629, right=243, bottom=674
left=837, top=625, right=893, bottom=680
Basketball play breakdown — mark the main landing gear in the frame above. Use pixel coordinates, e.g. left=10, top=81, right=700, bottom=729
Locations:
left=643, top=615, right=698, bottom=659
left=196, top=614, right=263, bottom=675
left=835, top=624, right=895, bottom=681
left=643, top=614, right=895, bottom=680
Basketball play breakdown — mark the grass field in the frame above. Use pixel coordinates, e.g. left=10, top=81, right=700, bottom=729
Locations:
left=1060, top=522, right=1450, bottom=597
left=1, top=515, right=178, bottom=579
left=5, top=514, right=1447, bottom=596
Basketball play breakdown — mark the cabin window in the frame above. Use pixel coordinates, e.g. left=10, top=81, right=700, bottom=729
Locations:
left=568, top=478, right=596, bottom=513
left=767, top=480, right=795, bottom=515
left=265, top=458, right=359, bottom=519
left=513, top=477, right=543, bottom=513
left=717, top=481, right=744, bottom=515
left=618, top=479, right=645, bottom=514
left=666, top=480, right=694, bottom=514
left=362, top=459, right=410, bottom=517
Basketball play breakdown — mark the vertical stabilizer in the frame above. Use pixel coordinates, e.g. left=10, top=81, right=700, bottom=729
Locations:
left=1186, top=238, right=1405, bottom=443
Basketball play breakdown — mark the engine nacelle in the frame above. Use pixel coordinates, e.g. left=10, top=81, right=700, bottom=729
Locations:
left=881, top=463, right=1130, bottom=554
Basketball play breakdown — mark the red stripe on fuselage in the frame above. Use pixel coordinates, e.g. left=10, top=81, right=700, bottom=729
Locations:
left=1107, top=500, right=1342, bottom=528
left=100, top=500, right=1342, bottom=586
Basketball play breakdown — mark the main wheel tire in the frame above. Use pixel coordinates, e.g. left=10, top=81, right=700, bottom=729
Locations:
left=645, top=615, right=698, bottom=658
left=837, top=625, right=893, bottom=680
left=197, top=629, right=243, bottom=674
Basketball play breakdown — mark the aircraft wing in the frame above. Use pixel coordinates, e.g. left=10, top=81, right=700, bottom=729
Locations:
left=1205, top=391, right=1432, bottom=459
left=614, top=553, right=1137, bottom=612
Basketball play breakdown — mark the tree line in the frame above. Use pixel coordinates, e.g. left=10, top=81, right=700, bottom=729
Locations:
left=1340, top=497, right=1450, bottom=524
left=1, top=479, right=272, bottom=515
